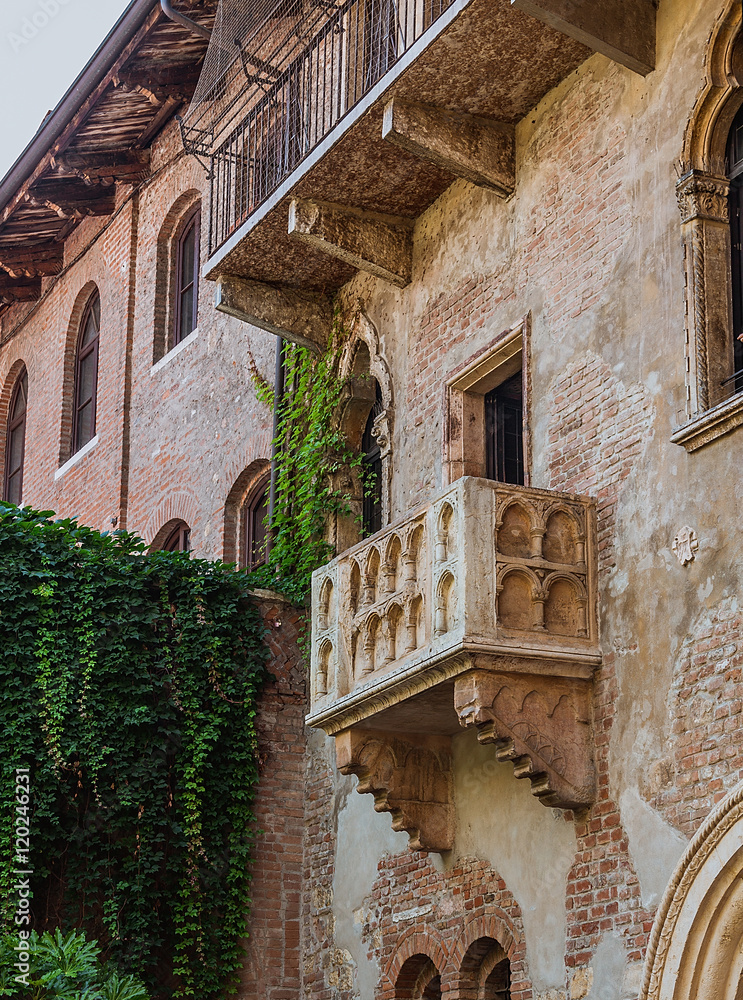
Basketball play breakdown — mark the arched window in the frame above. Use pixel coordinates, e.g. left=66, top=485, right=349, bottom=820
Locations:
left=727, top=104, right=743, bottom=397
left=174, top=208, right=200, bottom=346
left=3, top=367, right=28, bottom=505
left=361, top=380, right=384, bottom=537
left=73, top=293, right=100, bottom=453
left=162, top=521, right=191, bottom=553
left=243, top=476, right=269, bottom=570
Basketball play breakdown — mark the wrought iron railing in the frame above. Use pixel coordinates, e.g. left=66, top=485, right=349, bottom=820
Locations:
left=201, top=0, right=454, bottom=256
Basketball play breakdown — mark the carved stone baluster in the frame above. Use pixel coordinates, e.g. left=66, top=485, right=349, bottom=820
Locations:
left=576, top=595, right=588, bottom=637
left=404, top=599, right=417, bottom=653
left=435, top=530, right=447, bottom=563
left=362, top=623, right=376, bottom=675
left=530, top=526, right=545, bottom=559
left=532, top=588, right=547, bottom=630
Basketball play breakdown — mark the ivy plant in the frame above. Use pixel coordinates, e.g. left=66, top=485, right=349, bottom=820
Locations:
left=247, top=319, right=364, bottom=603
left=0, top=504, right=268, bottom=999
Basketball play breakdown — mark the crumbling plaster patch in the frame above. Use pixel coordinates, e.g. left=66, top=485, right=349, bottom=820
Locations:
left=333, top=745, right=409, bottom=999
left=451, top=727, right=576, bottom=994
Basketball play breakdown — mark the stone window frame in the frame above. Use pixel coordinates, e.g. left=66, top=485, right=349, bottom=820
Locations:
left=671, top=2, right=743, bottom=452
left=444, top=315, right=531, bottom=486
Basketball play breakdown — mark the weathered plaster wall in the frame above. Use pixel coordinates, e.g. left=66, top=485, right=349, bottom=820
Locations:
left=323, top=1, right=743, bottom=997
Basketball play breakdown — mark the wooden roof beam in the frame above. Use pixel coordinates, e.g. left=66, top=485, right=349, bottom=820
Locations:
left=49, top=149, right=150, bottom=186
left=26, top=179, right=117, bottom=220
left=511, top=0, right=656, bottom=76
left=0, top=245, right=64, bottom=278
left=0, top=274, right=41, bottom=306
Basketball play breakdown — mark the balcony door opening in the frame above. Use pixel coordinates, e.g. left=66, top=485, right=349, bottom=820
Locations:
left=445, top=317, right=530, bottom=487
left=362, top=380, right=384, bottom=537
left=485, top=371, right=524, bottom=485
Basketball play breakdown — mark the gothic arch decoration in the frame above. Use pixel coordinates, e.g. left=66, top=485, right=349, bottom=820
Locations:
left=153, top=188, right=202, bottom=363
left=333, top=310, right=394, bottom=548
left=673, top=1, right=743, bottom=445
left=641, top=778, right=743, bottom=1000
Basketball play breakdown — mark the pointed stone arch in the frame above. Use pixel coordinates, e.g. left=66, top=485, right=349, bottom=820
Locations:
left=641, top=778, right=743, bottom=1000
left=332, top=310, right=394, bottom=550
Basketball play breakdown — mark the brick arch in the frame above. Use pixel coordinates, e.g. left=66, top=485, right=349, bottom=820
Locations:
left=223, top=458, right=271, bottom=565
left=0, top=358, right=29, bottom=497
left=143, top=491, right=200, bottom=549
left=60, top=281, right=99, bottom=465
left=153, top=188, right=202, bottom=363
left=383, top=927, right=449, bottom=1000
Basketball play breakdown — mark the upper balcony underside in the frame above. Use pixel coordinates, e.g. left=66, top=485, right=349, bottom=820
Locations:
left=203, top=0, right=592, bottom=289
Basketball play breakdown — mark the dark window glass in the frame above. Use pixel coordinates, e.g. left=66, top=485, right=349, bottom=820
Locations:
left=73, top=294, right=100, bottom=454
left=243, top=479, right=269, bottom=570
left=362, top=382, right=384, bottom=537
left=174, top=211, right=200, bottom=346
left=485, top=372, right=524, bottom=486
left=3, top=368, right=28, bottom=505
left=163, top=522, right=191, bottom=552
left=728, top=106, right=743, bottom=396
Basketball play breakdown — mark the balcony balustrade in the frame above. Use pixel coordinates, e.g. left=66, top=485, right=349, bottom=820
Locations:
left=308, top=476, right=601, bottom=851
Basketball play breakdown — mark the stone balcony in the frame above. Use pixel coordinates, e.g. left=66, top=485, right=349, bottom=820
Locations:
left=308, top=477, right=600, bottom=851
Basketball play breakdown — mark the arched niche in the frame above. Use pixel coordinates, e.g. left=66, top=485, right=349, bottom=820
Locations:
left=332, top=311, right=394, bottom=552
left=641, top=779, right=743, bottom=1000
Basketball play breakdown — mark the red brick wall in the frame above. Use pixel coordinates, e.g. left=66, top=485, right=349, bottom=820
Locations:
left=242, top=594, right=307, bottom=1000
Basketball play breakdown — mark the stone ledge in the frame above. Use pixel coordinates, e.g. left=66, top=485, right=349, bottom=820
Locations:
left=671, top=392, right=743, bottom=452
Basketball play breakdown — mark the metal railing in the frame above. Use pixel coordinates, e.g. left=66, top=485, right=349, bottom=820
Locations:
left=206, top=0, right=453, bottom=255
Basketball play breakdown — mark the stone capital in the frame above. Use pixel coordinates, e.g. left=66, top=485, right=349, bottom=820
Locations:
left=675, top=170, right=729, bottom=225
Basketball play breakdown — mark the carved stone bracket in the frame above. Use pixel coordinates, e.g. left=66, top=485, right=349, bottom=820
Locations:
left=454, top=669, right=595, bottom=809
left=335, top=729, right=454, bottom=852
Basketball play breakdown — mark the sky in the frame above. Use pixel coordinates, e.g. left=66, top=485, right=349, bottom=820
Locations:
left=0, top=0, right=133, bottom=181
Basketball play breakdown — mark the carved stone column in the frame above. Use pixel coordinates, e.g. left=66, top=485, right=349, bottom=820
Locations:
left=335, top=729, right=454, bottom=852
left=675, top=170, right=731, bottom=412
left=454, top=669, right=595, bottom=809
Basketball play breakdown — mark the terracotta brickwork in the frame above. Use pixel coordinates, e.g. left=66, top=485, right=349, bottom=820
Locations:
left=369, top=856, right=530, bottom=1000
left=241, top=595, right=308, bottom=1000
left=648, top=598, right=743, bottom=839
left=0, top=118, right=275, bottom=559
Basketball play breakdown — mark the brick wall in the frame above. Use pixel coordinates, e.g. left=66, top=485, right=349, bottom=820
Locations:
left=241, top=594, right=308, bottom=1000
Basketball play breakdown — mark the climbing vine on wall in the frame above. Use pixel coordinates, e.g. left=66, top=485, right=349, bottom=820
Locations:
left=0, top=503, right=268, bottom=999
left=248, top=315, right=363, bottom=603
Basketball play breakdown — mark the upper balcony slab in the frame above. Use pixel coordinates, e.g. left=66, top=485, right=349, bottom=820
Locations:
left=202, top=0, right=590, bottom=289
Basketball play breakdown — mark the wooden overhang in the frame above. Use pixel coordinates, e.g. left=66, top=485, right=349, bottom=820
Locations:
left=206, top=0, right=655, bottom=295
left=0, top=0, right=217, bottom=314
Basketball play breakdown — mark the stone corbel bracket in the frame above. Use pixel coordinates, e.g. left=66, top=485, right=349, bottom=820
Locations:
left=454, top=668, right=595, bottom=809
left=335, top=729, right=454, bottom=852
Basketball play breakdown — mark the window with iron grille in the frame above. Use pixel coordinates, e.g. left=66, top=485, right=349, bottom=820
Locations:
left=485, top=371, right=524, bottom=486
left=73, top=294, right=100, bottom=454
left=3, top=367, right=28, bottom=506
left=174, top=209, right=200, bottom=346
left=362, top=380, right=384, bottom=537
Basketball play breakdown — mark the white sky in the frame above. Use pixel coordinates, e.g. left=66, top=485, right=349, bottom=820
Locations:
left=0, top=0, right=133, bottom=181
